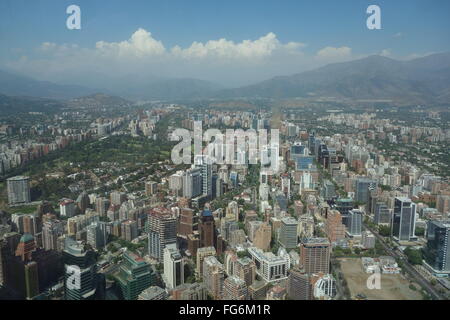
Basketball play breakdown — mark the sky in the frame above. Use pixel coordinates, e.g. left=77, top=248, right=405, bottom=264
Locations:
left=1, top=0, right=449, bottom=88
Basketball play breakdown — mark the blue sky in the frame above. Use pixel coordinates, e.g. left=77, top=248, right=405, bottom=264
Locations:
left=1, top=0, right=449, bottom=86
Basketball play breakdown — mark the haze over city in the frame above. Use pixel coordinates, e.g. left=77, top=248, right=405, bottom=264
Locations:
left=0, top=0, right=449, bottom=308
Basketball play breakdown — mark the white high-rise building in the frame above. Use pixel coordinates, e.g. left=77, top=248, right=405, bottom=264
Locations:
left=60, top=199, right=76, bottom=218
left=182, top=167, right=202, bottom=199
left=163, top=246, right=184, bottom=290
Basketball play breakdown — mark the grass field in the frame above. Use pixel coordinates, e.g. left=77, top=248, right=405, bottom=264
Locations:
left=339, top=258, right=423, bottom=300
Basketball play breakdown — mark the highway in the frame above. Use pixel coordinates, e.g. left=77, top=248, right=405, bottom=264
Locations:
left=363, top=223, right=446, bottom=300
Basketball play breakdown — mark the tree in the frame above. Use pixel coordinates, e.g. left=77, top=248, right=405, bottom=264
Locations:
left=415, top=227, right=425, bottom=237
left=378, top=225, right=391, bottom=237
left=404, top=247, right=423, bottom=265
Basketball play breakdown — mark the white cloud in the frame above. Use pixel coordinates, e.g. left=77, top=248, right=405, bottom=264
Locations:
left=171, top=32, right=305, bottom=61
left=315, top=46, right=352, bottom=61
left=393, top=32, right=403, bottom=38
left=95, top=28, right=166, bottom=58
left=3, top=29, right=359, bottom=87
left=380, top=49, right=392, bottom=57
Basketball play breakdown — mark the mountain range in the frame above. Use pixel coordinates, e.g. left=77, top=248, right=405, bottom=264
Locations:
left=218, top=53, right=450, bottom=104
left=1, top=52, right=450, bottom=105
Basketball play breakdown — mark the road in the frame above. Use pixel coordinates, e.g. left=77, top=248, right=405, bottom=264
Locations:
left=363, top=223, right=446, bottom=300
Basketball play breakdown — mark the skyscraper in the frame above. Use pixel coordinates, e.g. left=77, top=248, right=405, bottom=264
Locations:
left=147, top=208, right=177, bottom=261
left=234, top=257, right=256, bottom=287
left=145, top=181, right=158, bottom=196
left=42, top=219, right=64, bottom=251
left=178, top=208, right=197, bottom=238
left=121, top=220, right=138, bottom=242
left=424, top=220, right=450, bottom=273
left=7, top=176, right=31, bottom=205
left=63, top=238, right=103, bottom=300
left=163, top=246, right=184, bottom=290
left=287, top=269, right=313, bottom=300
left=60, top=199, right=76, bottom=218
left=203, top=256, right=224, bottom=300
left=355, top=178, right=377, bottom=204
left=392, top=197, right=416, bottom=241
left=374, top=202, right=391, bottom=225
left=325, top=210, right=346, bottom=243
left=299, top=238, right=331, bottom=274
left=253, top=222, right=272, bottom=251
left=196, top=246, right=216, bottom=278
left=110, top=191, right=127, bottom=206
left=76, top=191, right=90, bottom=215
left=95, top=197, right=110, bottom=217
left=86, top=222, right=107, bottom=250
left=182, top=167, right=202, bottom=199
left=199, top=209, right=215, bottom=248
left=342, top=209, right=363, bottom=236
left=195, top=155, right=213, bottom=199
left=115, top=251, right=155, bottom=300
left=279, top=217, right=298, bottom=249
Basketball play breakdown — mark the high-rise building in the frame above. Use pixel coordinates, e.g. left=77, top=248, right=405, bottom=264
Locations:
left=196, top=246, right=216, bottom=278
left=313, top=273, right=336, bottom=300
left=392, top=197, right=416, bottom=241
left=253, top=222, right=272, bottom=251
left=342, top=209, right=363, bottom=236
left=325, top=210, right=346, bottom=243
left=60, top=199, right=76, bottom=218
left=86, top=222, right=107, bottom=250
left=169, top=171, right=184, bottom=197
left=424, top=220, right=450, bottom=274
left=115, top=251, right=155, bottom=300
left=322, top=180, right=336, bottom=201
left=7, top=176, right=31, bottom=205
left=15, top=233, right=36, bottom=262
left=147, top=208, right=177, bottom=261
left=163, top=247, right=184, bottom=290
left=199, top=209, right=215, bottom=248
left=195, top=155, right=213, bottom=199
left=287, top=269, right=313, bottom=300
left=281, top=174, right=291, bottom=199
left=247, top=247, right=290, bottom=283
left=178, top=208, right=197, bottom=238
left=223, top=275, right=248, bottom=300
left=63, top=238, right=103, bottom=300
left=234, top=257, right=256, bottom=287
left=145, top=181, right=158, bottom=196
left=12, top=214, right=39, bottom=236
left=299, top=238, right=331, bottom=274
left=436, top=195, right=450, bottom=215
left=279, top=217, right=298, bottom=249
left=182, top=168, right=202, bottom=199
left=121, top=220, right=138, bottom=242
left=76, top=191, right=90, bottom=215
left=42, top=219, right=64, bottom=251
left=355, top=178, right=377, bottom=204
left=202, top=256, right=224, bottom=300
left=334, top=198, right=354, bottom=215
left=374, top=202, right=391, bottom=225
left=110, top=191, right=127, bottom=206
left=95, top=197, right=110, bottom=217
